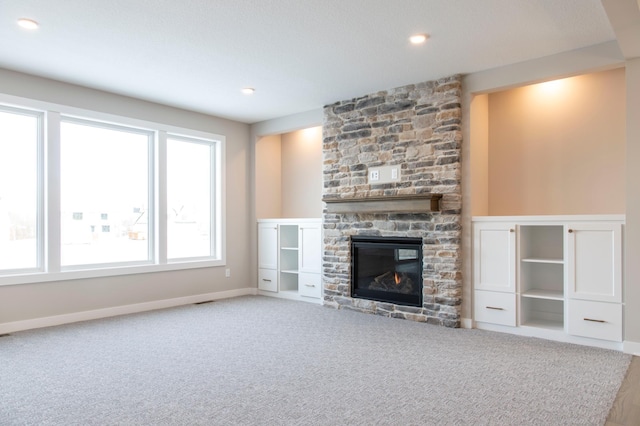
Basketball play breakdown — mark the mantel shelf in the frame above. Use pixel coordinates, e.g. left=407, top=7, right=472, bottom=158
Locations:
left=322, top=194, right=442, bottom=214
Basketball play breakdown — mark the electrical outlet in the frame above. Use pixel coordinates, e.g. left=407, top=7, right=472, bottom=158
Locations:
left=369, top=169, right=380, bottom=181
left=225, top=268, right=231, bottom=278
left=391, top=168, right=398, bottom=180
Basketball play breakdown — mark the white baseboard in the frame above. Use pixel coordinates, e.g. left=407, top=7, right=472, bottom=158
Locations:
left=623, top=340, right=640, bottom=355
left=460, top=317, right=473, bottom=329
left=0, top=287, right=258, bottom=335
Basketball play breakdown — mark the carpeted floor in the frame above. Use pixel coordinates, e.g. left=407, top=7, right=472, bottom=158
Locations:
left=0, top=296, right=631, bottom=425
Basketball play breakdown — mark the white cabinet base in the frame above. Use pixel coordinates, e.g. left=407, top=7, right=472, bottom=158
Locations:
left=257, top=289, right=322, bottom=304
left=473, top=215, right=625, bottom=351
left=474, top=321, right=623, bottom=351
left=257, top=219, right=323, bottom=305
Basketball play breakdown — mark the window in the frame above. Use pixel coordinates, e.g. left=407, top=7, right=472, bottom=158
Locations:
left=167, top=136, right=216, bottom=260
left=0, top=99, right=225, bottom=285
left=0, top=107, right=42, bottom=272
left=60, top=119, right=152, bottom=267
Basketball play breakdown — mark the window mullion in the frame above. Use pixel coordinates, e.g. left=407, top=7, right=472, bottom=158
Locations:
left=156, top=131, right=168, bottom=264
left=45, top=111, right=62, bottom=273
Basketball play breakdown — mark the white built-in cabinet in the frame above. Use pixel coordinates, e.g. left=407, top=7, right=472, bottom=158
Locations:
left=257, top=219, right=322, bottom=303
left=473, top=215, right=624, bottom=349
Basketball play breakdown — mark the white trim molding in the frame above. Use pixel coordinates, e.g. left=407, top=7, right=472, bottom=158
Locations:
left=460, top=318, right=473, bottom=329
left=623, top=340, right=640, bottom=355
left=0, top=288, right=258, bottom=335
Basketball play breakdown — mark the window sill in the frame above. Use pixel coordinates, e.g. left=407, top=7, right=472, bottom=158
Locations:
left=0, top=259, right=225, bottom=287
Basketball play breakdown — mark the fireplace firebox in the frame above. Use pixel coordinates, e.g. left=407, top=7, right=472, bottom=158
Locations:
left=351, top=236, right=423, bottom=307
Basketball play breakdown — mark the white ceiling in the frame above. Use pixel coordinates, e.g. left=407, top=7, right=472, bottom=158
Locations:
left=0, top=0, right=618, bottom=124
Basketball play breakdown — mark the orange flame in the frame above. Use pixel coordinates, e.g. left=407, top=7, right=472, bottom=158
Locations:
left=394, top=272, right=401, bottom=285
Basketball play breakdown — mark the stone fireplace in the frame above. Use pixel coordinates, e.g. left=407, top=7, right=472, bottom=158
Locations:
left=321, top=75, right=462, bottom=327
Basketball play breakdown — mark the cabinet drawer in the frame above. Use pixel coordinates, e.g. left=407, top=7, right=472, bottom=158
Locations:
left=474, top=290, right=516, bottom=326
left=567, top=299, right=622, bottom=342
left=258, top=268, right=278, bottom=292
left=298, top=272, right=321, bottom=298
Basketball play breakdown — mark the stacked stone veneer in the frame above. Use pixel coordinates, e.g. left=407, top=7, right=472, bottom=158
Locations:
left=322, top=75, right=462, bottom=327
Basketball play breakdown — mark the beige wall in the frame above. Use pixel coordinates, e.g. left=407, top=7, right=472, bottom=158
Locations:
left=255, top=134, right=282, bottom=219
left=254, top=127, right=323, bottom=219
left=486, top=68, right=626, bottom=215
left=0, top=68, right=252, bottom=326
left=281, top=126, right=323, bottom=218
left=470, top=94, right=489, bottom=216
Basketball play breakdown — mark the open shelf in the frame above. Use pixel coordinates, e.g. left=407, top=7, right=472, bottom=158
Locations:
left=279, top=225, right=299, bottom=249
left=521, top=289, right=564, bottom=300
left=519, top=225, right=564, bottom=260
left=279, top=272, right=298, bottom=292
left=521, top=297, right=564, bottom=330
left=521, top=258, right=563, bottom=264
left=520, top=319, right=565, bottom=332
left=520, top=262, right=564, bottom=296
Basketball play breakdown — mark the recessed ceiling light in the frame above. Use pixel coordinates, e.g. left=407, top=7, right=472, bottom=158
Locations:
left=409, top=34, right=429, bottom=44
left=17, top=18, right=39, bottom=30
left=241, top=87, right=255, bottom=95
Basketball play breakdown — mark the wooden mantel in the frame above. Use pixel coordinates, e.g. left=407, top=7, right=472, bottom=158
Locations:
left=322, top=194, right=442, bottom=214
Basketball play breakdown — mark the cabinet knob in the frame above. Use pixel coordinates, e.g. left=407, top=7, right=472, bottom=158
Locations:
left=509, top=229, right=515, bottom=233
left=568, top=229, right=574, bottom=233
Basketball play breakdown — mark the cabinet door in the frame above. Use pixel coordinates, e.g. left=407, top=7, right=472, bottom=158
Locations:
left=566, top=222, right=622, bottom=303
left=299, top=222, right=321, bottom=274
left=258, top=223, right=278, bottom=270
left=473, top=222, right=516, bottom=293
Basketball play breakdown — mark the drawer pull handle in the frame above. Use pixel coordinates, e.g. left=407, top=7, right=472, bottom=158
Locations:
left=262, top=279, right=272, bottom=282
left=304, top=284, right=315, bottom=288
left=583, top=318, right=606, bottom=323
left=486, top=306, right=505, bottom=311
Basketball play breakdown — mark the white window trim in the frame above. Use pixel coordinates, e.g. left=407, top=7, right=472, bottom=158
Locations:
left=0, top=94, right=226, bottom=287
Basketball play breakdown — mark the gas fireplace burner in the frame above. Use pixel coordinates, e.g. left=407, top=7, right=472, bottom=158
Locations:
left=351, top=236, right=423, bottom=307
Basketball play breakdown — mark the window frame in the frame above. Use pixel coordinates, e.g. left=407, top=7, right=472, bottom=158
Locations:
left=0, top=104, right=45, bottom=275
left=0, top=94, right=226, bottom=286
left=59, top=116, right=156, bottom=270
left=165, top=133, right=220, bottom=263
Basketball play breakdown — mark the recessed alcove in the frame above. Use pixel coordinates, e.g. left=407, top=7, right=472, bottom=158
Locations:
left=470, top=67, right=626, bottom=217
left=255, top=126, right=323, bottom=219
